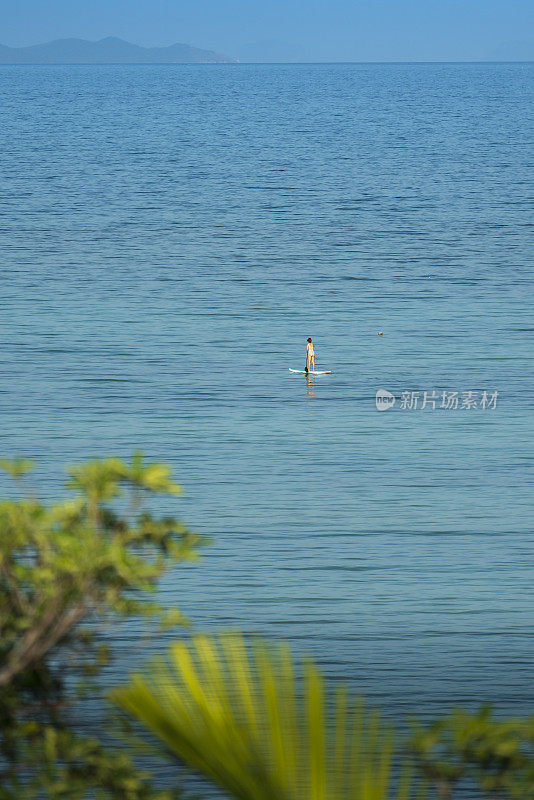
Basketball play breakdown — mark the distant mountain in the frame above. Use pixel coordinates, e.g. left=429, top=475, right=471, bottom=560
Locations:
left=0, top=36, right=238, bottom=64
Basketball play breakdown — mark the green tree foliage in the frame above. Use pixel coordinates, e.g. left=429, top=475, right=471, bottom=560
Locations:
left=0, top=453, right=204, bottom=800
left=114, top=632, right=534, bottom=800
left=409, top=706, right=534, bottom=800
left=2, top=455, right=533, bottom=800
left=113, top=631, right=423, bottom=800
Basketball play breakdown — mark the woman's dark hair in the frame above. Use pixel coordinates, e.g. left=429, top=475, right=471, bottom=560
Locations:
left=307, top=337, right=312, bottom=343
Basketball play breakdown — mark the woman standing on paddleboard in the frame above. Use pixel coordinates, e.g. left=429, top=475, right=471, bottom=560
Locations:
left=306, top=337, right=315, bottom=372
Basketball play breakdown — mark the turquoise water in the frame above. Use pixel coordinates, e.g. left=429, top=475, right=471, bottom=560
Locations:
left=1, top=63, right=533, bottom=751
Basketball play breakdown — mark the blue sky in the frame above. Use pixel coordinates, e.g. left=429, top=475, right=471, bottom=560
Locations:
left=2, top=0, right=533, bottom=61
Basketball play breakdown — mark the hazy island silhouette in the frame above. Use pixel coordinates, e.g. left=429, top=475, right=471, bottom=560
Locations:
left=0, top=36, right=238, bottom=63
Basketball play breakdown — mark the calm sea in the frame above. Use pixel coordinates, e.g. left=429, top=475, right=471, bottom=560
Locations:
left=1, top=62, right=533, bottom=789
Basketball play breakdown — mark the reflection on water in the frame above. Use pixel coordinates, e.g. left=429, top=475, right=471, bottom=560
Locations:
left=306, top=373, right=316, bottom=407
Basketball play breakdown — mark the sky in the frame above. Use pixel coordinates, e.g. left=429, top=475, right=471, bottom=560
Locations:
left=2, top=0, right=534, bottom=62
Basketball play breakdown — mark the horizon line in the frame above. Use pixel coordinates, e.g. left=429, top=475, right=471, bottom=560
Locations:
left=0, top=59, right=532, bottom=65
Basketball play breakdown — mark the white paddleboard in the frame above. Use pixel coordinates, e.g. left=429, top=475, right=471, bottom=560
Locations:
left=289, top=368, right=332, bottom=374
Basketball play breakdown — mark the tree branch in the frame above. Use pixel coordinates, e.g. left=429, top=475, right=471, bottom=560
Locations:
left=0, top=601, right=87, bottom=688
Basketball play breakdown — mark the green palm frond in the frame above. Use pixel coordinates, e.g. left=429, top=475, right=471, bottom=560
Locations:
left=112, top=632, right=423, bottom=800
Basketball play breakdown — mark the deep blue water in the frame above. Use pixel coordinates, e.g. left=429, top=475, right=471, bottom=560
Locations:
left=1, top=62, right=533, bottom=790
